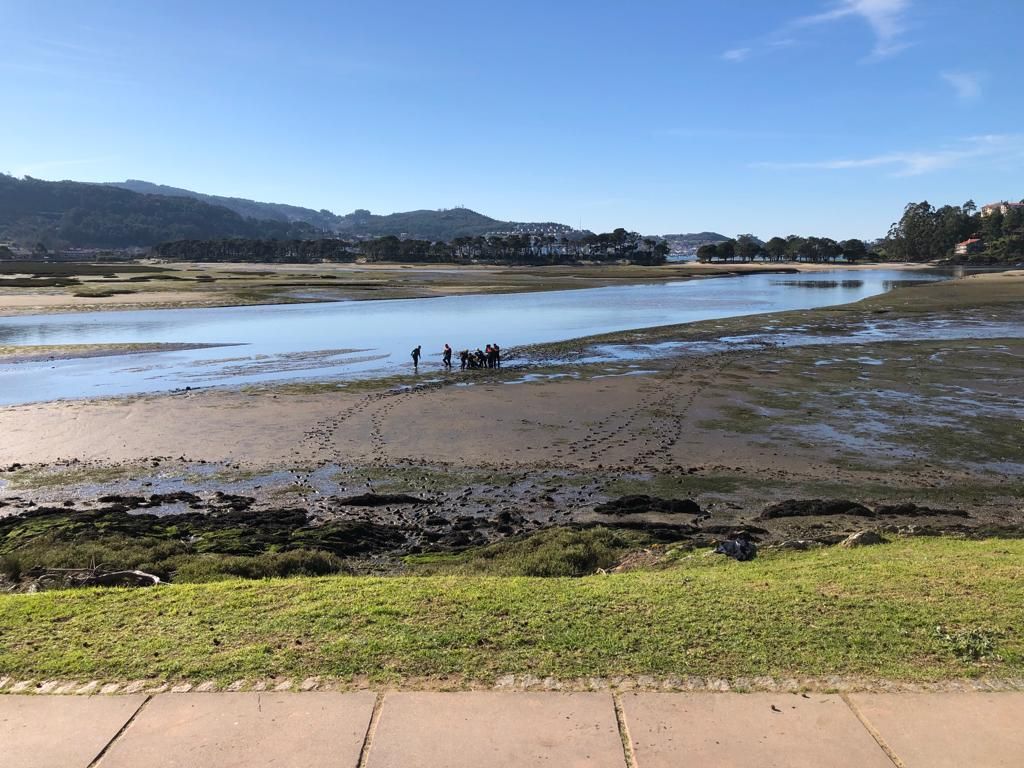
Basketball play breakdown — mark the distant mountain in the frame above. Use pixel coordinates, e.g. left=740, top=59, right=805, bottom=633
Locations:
left=660, top=231, right=730, bottom=256
left=0, top=175, right=315, bottom=249
left=105, top=180, right=573, bottom=241
left=107, top=180, right=341, bottom=231
left=334, top=207, right=564, bottom=240
left=661, top=231, right=729, bottom=244
left=1, top=173, right=578, bottom=249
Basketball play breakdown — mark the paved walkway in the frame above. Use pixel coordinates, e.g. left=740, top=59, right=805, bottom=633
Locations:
left=2, top=690, right=1023, bottom=767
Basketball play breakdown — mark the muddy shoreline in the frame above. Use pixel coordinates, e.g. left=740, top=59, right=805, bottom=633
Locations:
left=1, top=271, right=1021, bottom=584
left=0, top=342, right=234, bottom=364
left=2, top=467, right=1018, bottom=586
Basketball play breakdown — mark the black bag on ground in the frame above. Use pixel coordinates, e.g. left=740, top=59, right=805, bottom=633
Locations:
left=714, top=538, right=757, bottom=561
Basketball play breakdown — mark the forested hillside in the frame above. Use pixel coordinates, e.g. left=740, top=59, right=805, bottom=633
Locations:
left=105, top=180, right=572, bottom=240
left=0, top=175, right=315, bottom=248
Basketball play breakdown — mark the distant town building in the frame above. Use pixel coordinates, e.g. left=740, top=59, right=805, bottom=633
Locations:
left=981, top=201, right=1024, bottom=217
left=954, top=238, right=984, bottom=256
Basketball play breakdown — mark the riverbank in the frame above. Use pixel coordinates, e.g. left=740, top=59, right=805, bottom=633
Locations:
left=0, top=260, right=933, bottom=316
left=0, top=272, right=1020, bottom=569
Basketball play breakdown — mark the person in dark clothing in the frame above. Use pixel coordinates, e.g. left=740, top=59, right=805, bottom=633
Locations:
left=485, top=344, right=494, bottom=369
left=492, top=343, right=501, bottom=368
left=475, top=348, right=486, bottom=368
left=442, top=344, right=452, bottom=369
left=411, top=345, right=421, bottom=369
left=459, top=349, right=469, bottom=370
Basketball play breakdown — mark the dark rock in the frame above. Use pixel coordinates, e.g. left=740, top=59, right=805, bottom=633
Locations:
left=840, top=530, right=887, bottom=548
left=875, top=503, right=970, bottom=519
left=759, top=499, right=874, bottom=520
left=147, top=491, right=202, bottom=506
left=210, top=492, right=256, bottom=512
left=594, top=495, right=702, bottom=516
left=335, top=493, right=432, bottom=507
left=97, top=494, right=147, bottom=507
left=701, top=524, right=769, bottom=536
left=588, top=520, right=700, bottom=540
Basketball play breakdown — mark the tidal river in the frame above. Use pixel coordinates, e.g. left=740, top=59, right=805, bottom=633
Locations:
left=0, top=269, right=942, bottom=404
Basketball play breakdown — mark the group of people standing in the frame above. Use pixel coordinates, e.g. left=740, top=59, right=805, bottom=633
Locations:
left=411, top=343, right=501, bottom=370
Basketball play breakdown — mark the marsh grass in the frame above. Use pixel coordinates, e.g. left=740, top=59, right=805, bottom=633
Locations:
left=405, top=527, right=645, bottom=577
left=1, top=538, right=1022, bottom=684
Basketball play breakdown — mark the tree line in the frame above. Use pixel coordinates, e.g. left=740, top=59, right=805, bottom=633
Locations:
left=151, top=228, right=670, bottom=265
left=697, top=234, right=871, bottom=264
left=882, top=200, right=1024, bottom=263
left=697, top=198, right=1024, bottom=265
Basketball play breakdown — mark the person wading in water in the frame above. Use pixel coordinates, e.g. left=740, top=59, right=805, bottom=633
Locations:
left=442, top=344, right=452, bottom=370
left=411, top=345, right=421, bottom=369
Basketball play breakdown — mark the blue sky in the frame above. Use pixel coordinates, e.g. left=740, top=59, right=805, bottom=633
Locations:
left=1, top=0, right=1022, bottom=239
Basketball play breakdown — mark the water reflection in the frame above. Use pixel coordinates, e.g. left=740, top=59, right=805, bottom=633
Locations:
left=0, top=269, right=944, bottom=404
left=772, top=280, right=864, bottom=289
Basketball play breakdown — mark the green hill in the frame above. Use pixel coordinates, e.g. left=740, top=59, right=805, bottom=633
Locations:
left=0, top=175, right=315, bottom=249
left=107, top=179, right=341, bottom=231
left=105, top=179, right=572, bottom=241
left=336, top=207, right=503, bottom=239
left=2, top=174, right=575, bottom=248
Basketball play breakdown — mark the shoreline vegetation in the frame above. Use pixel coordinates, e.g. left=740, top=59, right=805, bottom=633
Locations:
left=697, top=200, right=1024, bottom=265
left=1, top=539, right=1022, bottom=685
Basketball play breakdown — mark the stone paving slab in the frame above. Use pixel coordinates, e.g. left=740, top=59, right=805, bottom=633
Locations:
left=849, top=692, right=1024, bottom=767
left=0, top=694, right=145, bottom=768
left=97, top=692, right=376, bottom=768
left=364, top=692, right=625, bottom=768
left=620, top=692, right=893, bottom=768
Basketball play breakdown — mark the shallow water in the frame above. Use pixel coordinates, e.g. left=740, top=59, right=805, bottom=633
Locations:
left=582, top=316, right=1024, bottom=365
left=0, top=269, right=941, bottom=404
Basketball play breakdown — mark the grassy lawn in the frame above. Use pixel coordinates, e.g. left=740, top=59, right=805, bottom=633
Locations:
left=1, top=538, right=1021, bottom=685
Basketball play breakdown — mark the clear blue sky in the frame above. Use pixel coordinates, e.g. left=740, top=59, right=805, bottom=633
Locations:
left=2, top=0, right=1021, bottom=240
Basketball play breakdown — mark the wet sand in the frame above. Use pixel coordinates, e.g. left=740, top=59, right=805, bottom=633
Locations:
left=0, top=272, right=1021, bottom=549
left=0, top=342, right=230, bottom=363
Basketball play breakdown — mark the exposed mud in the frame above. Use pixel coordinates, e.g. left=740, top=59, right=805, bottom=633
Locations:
left=1, top=479, right=1019, bottom=584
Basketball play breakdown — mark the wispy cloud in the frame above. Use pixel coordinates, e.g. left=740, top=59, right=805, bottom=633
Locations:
left=792, top=0, right=911, bottom=58
left=753, top=134, right=1024, bottom=177
left=721, top=47, right=752, bottom=63
left=941, top=70, right=984, bottom=103
left=722, top=0, right=911, bottom=63
left=0, top=36, right=132, bottom=87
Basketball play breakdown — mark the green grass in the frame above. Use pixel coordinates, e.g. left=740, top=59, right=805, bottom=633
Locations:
left=1, top=538, right=1022, bottom=684
left=405, top=527, right=646, bottom=576
left=0, top=463, right=144, bottom=490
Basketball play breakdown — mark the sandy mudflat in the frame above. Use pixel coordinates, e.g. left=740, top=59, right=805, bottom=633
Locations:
left=0, top=342, right=230, bottom=363
left=0, top=273, right=1019, bottom=478
left=0, top=260, right=934, bottom=316
left=0, top=270, right=1020, bottom=550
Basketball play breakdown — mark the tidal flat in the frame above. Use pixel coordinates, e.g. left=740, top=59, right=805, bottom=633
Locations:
left=0, top=270, right=1021, bottom=585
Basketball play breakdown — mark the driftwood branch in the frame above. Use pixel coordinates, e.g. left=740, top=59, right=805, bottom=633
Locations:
left=24, top=566, right=161, bottom=590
